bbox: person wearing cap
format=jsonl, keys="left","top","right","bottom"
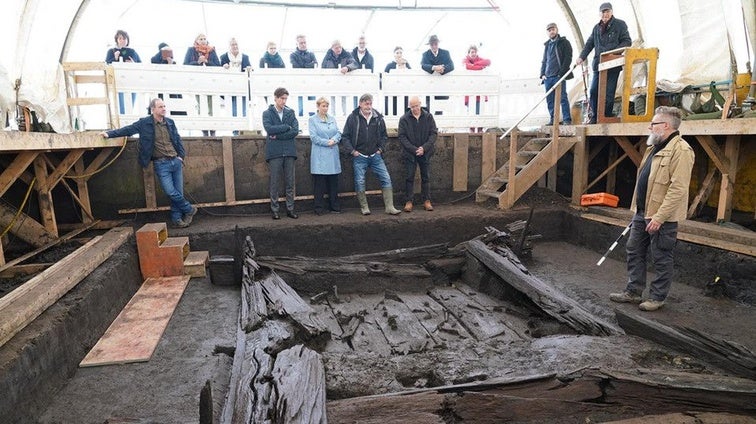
{"left": 321, "top": 40, "right": 358, "bottom": 74}
{"left": 151, "top": 42, "right": 175, "bottom": 64}
{"left": 421, "top": 35, "right": 454, "bottom": 75}
{"left": 576, "top": 2, "right": 632, "bottom": 123}
{"left": 540, "top": 22, "right": 574, "bottom": 125}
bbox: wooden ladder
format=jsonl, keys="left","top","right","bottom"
{"left": 62, "top": 62, "right": 120, "bottom": 130}
{"left": 475, "top": 127, "right": 580, "bottom": 209}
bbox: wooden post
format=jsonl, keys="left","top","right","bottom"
{"left": 143, "top": 166, "right": 157, "bottom": 209}
{"left": 716, "top": 135, "right": 740, "bottom": 222}
{"left": 548, "top": 84, "right": 561, "bottom": 191}
{"left": 571, "top": 126, "right": 588, "bottom": 206}
{"left": 222, "top": 137, "right": 236, "bottom": 203}
{"left": 453, "top": 134, "right": 469, "bottom": 192}
{"left": 74, "top": 157, "right": 93, "bottom": 224}
{"left": 505, "top": 128, "right": 518, "bottom": 208}
{"left": 606, "top": 141, "right": 618, "bottom": 193}
{"left": 33, "top": 155, "right": 58, "bottom": 237}
{"left": 481, "top": 132, "right": 496, "bottom": 182}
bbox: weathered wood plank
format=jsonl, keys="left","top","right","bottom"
{"left": 428, "top": 286, "right": 523, "bottom": 342}
{"left": 0, "top": 220, "right": 99, "bottom": 273}
{"left": 615, "top": 308, "right": 756, "bottom": 380}
{"left": 453, "top": 283, "right": 530, "bottom": 340}
{"left": 222, "top": 137, "right": 236, "bottom": 202}
{"left": 0, "top": 151, "right": 38, "bottom": 198}
{"left": 466, "top": 239, "right": 622, "bottom": 336}
{"left": 0, "top": 227, "right": 132, "bottom": 348}
{"left": 307, "top": 302, "right": 352, "bottom": 353}
{"left": 272, "top": 344, "right": 327, "bottom": 424}
{"left": 452, "top": 133, "right": 469, "bottom": 191}
{"left": 256, "top": 256, "right": 432, "bottom": 278}
{"left": 343, "top": 243, "right": 448, "bottom": 263}
{"left": 373, "top": 296, "right": 437, "bottom": 354}
{"left": 481, "top": 132, "right": 497, "bottom": 181}
{"left": 716, "top": 134, "right": 739, "bottom": 222}
{"left": 398, "top": 293, "right": 474, "bottom": 344}
{"left": 330, "top": 294, "right": 392, "bottom": 355}
{"left": 0, "top": 203, "right": 57, "bottom": 248}
{"left": 327, "top": 391, "right": 446, "bottom": 424}
{"left": 259, "top": 271, "right": 330, "bottom": 339}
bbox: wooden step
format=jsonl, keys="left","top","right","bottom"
{"left": 518, "top": 151, "right": 539, "bottom": 158}
{"left": 184, "top": 251, "right": 209, "bottom": 278}
{"left": 162, "top": 236, "right": 190, "bottom": 259}
{"left": 139, "top": 236, "right": 190, "bottom": 279}
{"left": 476, "top": 189, "right": 502, "bottom": 199}
{"left": 135, "top": 223, "right": 168, "bottom": 254}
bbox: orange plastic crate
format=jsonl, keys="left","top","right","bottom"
{"left": 580, "top": 192, "right": 619, "bottom": 208}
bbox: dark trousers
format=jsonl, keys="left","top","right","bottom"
{"left": 625, "top": 212, "right": 678, "bottom": 301}
{"left": 312, "top": 174, "right": 340, "bottom": 212}
{"left": 404, "top": 155, "right": 431, "bottom": 203}
{"left": 268, "top": 156, "right": 296, "bottom": 213}
{"left": 545, "top": 76, "right": 572, "bottom": 124}
{"left": 589, "top": 67, "right": 621, "bottom": 123}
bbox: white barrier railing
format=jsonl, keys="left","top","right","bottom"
{"left": 102, "top": 63, "right": 550, "bottom": 135}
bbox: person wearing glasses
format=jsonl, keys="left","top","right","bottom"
{"left": 398, "top": 96, "right": 437, "bottom": 213}
{"left": 575, "top": 2, "right": 631, "bottom": 123}
{"left": 610, "top": 106, "right": 695, "bottom": 311}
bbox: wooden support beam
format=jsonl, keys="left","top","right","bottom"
{"left": 84, "top": 147, "right": 118, "bottom": 176}
{"left": 0, "top": 227, "right": 132, "bottom": 348}
{"left": 716, "top": 135, "right": 740, "bottom": 222}
{"left": 222, "top": 137, "right": 236, "bottom": 202}
{"left": 606, "top": 141, "right": 618, "bottom": 193}
{"left": 57, "top": 176, "right": 96, "bottom": 222}
{"left": 142, "top": 166, "right": 157, "bottom": 209}
{"left": 0, "top": 203, "right": 57, "bottom": 248}
{"left": 74, "top": 158, "right": 93, "bottom": 223}
{"left": 505, "top": 129, "right": 518, "bottom": 208}
{"left": 614, "top": 135, "right": 643, "bottom": 166}
{"left": 452, "top": 134, "right": 469, "bottom": 191}
{"left": 571, "top": 126, "right": 588, "bottom": 206}
{"left": 0, "top": 263, "right": 52, "bottom": 279}
{"left": 695, "top": 135, "right": 730, "bottom": 175}
{"left": 687, "top": 166, "right": 718, "bottom": 219}
{"left": 43, "top": 150, "right": 85, "bottom": 188}
{"left": 0, "top": 152, "right": 38, "bottom": 198}
{"left": 32, "top": 156, "right": 58, "bottom": 237}
{"left": 481, "top": 132, "right": 496, "bottom": 182}
{"left": 585, "top": 140, "right": 643, "bottom": 193}
{"left": 588, "top": 138, "right": 608, "bottom": 163}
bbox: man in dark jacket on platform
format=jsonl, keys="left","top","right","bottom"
{"left": 101, "top": 98, "right": 197, "bottom": 228}
{"left": 541, "top": 22, "right": 574, "bottom": 125}
{"left": 420, "top": 35, "right": 454, "bottom": 75}
{"left": 321, "top": 40, "right": 358, "bottom": 74}
{"left": 351, "top": 35, "right": 374, "bottom": 72}
{"left": 262, "top": 87, "right": 300, "bottom": 220}
{"left": 576, "top": 2, "right": 632, "bottom": 123}
{"left": 398, "top": 96, "right": 437, "bottom": 213}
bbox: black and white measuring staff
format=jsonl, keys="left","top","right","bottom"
{"left": 596, "top": 223, "right": 632, "bottom": 266}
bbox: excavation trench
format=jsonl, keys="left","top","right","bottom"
{"left": 1, "top": 204, "right": 754, "bottom": 423}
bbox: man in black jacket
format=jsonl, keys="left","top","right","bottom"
{"left": 576, "top": 2, "right": 632, "bottom": 123}
{"left": 262, "top": 87, "right": 300, "bottom": 220}
{"left": 541, "top": 23, "right": 573, "bottom": 125}
{"left": 398, "top": 96, "right": 437, "bottom": 212}
{"left": 351, "top": 36, "right": 374, "bottom": 72}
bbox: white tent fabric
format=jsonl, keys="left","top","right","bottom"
{"left": 1, "top": 0, "right": 753, "bottom": 132}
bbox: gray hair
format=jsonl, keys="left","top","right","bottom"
{"left": 655, "top": 106, "right": 682, "bottom": 130}
{"left": 359, "top": 93, "right": 373, "bottom": 103}
{"left": 149, "top": 98, "right": 163, "bottom": 110}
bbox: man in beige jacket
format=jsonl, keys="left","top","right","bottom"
{"left": 610, "top": 106, "right": 695, "bottom": 311}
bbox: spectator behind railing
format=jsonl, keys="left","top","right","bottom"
{"left": 321, "top": 40, "right": 358, "bottom": 74}
{"left": 184, "top": 33, "right": 220, "bottom": 66}
{"left": 421, "top": 35, "right": 454, "bottom": 75}
{"left": 351, "top": 35, "right": 374, "bottom": 72}
{"left": 259, "top": 41, "right": 285, "bottom": 69}
{"left": 105, "top": 30, "right": 141, "bottom": 64}
{"left": 384, "top": 46, "right": 411, "bottom": 73}
{"left": 151, "top": 42, "right": 175, "bottom": 64}
{"left": 290, "top": 34, "right": 318, "bottom": 68}
{"left": 463, "top": 44, "right": 492, "bottom": 130}
{"left": 220, "top": 37, "right": 251, "bottom": 72}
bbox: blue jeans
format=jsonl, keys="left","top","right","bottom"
{"left": 625, "top": 212, "right": 678, "bottom": 301}
{"left": 152, "top": 157, "right": 193, "bottom": 223}
{"left": 352, "top": 153, "right": 393, "bottom": 192}
{"left": 545, "top": 76, "right": 571, "bottom": 124}
{"left": 268, "top": 156, "right": 296, "bottom": 212}
{"left": 589, "top": 67, "right": 621, "bottom": 123}
{"left": 404, "top": 154, "right": 431, "bottom": 202}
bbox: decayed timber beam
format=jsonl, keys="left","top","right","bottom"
{"left": 466, "top": 239, "right": 622, "bottom": 336}
{"left": 615, "top": 308, "right": 756, "bottom": 380}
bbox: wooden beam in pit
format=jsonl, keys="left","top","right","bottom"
{"left": 687, "top": 166, "right": 718, "bottom": 219}
{"left": 481, "top": 132, "right": 496, "bottom": 182}
{"left": 453, "top": 134, "right": 469, "bottom": 191}
{"left": 33, "top": 156, "right": 57, "bottom": 237}
{"left": 0, "top": 152, "right": 38, "bottom": 198}
{"left": 142, "top": 166, "right": 157, "bottom": 209}
{"left": 222, "top": 137, "right": 236, "bottom": 203}
{"left": 716, "top": 135, "right": 740, "bottom": 222}
{"left": 571, "top": 126, "right": 588, "bottom": 206}
{"left": 0, "top": 203, "right": 57, "bottom": 248}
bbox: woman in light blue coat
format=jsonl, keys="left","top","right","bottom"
{"left": 308, "top": 97, "right": 342, "bottom": 214}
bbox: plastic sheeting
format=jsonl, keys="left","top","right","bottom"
{"left": 1, "top": 0, "right": 753, "bottom": 133}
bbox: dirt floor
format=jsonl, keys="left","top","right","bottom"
{"left": 3, "top": 190, "right": 754, "bottom": 422}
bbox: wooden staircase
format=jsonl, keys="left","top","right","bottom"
{"left": 475, "top": 126, "right": 583, "bottom": 209}
{"left": 135, "top": 223, "right": 209, "bottom": 279}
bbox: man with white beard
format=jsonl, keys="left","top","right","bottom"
{"left": 609, "top": 106, "right": 695, "bottom": 311}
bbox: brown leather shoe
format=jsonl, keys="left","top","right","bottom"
{"left": 423, "top": 200, "right": 434, "bottom": 211}
{"left": 403, "top": 201, "right": 413, "bottom": 212}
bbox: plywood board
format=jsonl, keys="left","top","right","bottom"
{"left": 79, "top": 275, "right": 191, "bottom": 367}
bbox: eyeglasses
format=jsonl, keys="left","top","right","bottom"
{"left": 649, "top": 121, "right": 667, "bottom": 126}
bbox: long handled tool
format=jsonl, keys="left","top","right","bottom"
{"left": 580, "top": 63, "right": 594, "bottom": 124}
{"left": 596, "top": 223, "right": 632, "bottom": 266}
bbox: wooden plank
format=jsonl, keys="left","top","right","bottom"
{"left": 571, "top": 126, "right": 588, "bottom": 206}
{"left": 583, "top": 119, "right": 754, "bottom": 136}
{"left": 80, "top": 275, "right": 191, "bottom": 366}
{"left": 327, "top": 391, "right": 446, "bottom": 424}
{"left": 259, "top": 271, "right": 330, "bottom": 338}
{"left": 687, "top": 166, "right": 718, "bottom": 219}
{"left": 44, "top": 149, "right": 85, "bottom": 189}
{"left": 606, "top": 141, "right": 618, "bottom": 193}
{"left": 330, "top": 294, "right": 392, "bottom": 355}
{"left": 716, "top": 135, "right": 740, "bottom": 222}
{"left": 0, "top": 227, "right": 132, "bottom": 348}
{"left": 32, "top": 155, "right": 58, "bottom": 237}
{"left": 0, "top": 131, "right": 124, "bottom": 152}
{"left": 466, "top": 239, "right": 622, "bottom": 336}
{"left": 271, "top": 345, "right": 328, "bottom": 424}
{"left": 222, "top": 137, "right": 236, "bottom": 202}
{"left": 73, "top": 158, "right": 93, "bottom": 223}
{"left": 0, "top": 152, "right": 38, "bottom": 197}
{"left": 428, "top": 286, "right": 523, "bottom": 342}
{"left": 504, "top": 128, "right": 519, "bottom": 208}
{"left": 452, "top": 133, "right": 469, "bottom": 191}
{"left": 0, "top": 263, "right": 52, "bottom": 279}
{"left": 453, "top": 283, "right": 530, "bottom": 339}
{"left": 74, "top": 75, "right": 106, "bottom": 84}
{"left": 695, "top": 135, "right": 729, "bottom": 175}
{"left": 481, "top": 132, "right": 496, "bottom": 181}
{"left": 0, "top": 240, "right": 4, "bottom": 266}
{"left": 66, "top": 97, "right": 110, "bottom": 106}
{"left": 307, "top": 302, "right": 352, "bottom": 354}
